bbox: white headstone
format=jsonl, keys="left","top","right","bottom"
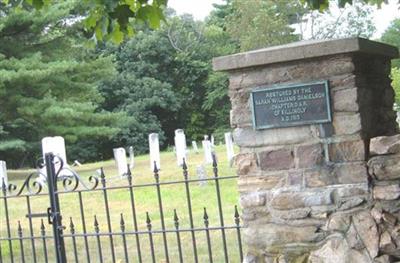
{"left": 149, "top": 133, "right": 161, "bottom": 170}
{"left": 192, "top": 141, "right": 199, "bottom": 154}
{"left": 225, "top": 132, "right": 235, "bottom": 165}
{"left": 196, "top": 164, "right": 207, "bottom": 186}
{"left": 41, "top": 136, "right": 71, "bottom": 177}
{"left": 174, "top": 129, "right": 187, "bottom": 166}
{"left": 0, "top": 161, "right": 8, "bottom": 188}
{"left": 72, "top": 160, "right": 82, "bottom": 167}
{"left": 42, "top": 136, "right": 68, "bottom": 165}
{"left": 202, "top": 139, "right": 213, "bottom": 164}
{"left": 129, "top": 146, "right": 135, "bottom": 169}
{"left": 113, "top": 147, "right": 128, "bottom": 177}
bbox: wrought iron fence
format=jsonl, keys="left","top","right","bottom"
{"left": 0, "top": 153, "right": 243, "bottom": 263}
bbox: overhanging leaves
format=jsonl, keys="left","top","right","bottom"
{"left": 0, "top": 0, "right": 169, "bottom": 43}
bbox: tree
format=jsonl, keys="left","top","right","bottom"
{"left": 206, "top": 0, "right": 234, "bottom": 30}
{"left": 226, "top": 0, "right": 305, "bottom": 51}
{"left": 381, "top": 18, "right": 400, "bottom": 114}
{"left": 98, "top": 13, "right": 237, "bottom": 149}
{"left": 98, "top": 34, "right": 180, "bottom": 153}
{"left": 0, "top": 2, "right": 124, "bottom": 167}
{"left": 392, "top": 68, "right": 400, "bottom": 109}
{"left": 301, "top": 1, "right": 376, "bottom": 40}
{"left": 381, "top": 18, "right": 400, "bottom": 68}
{"left": 301, "top": 0, "right": 394, "bottom": 11}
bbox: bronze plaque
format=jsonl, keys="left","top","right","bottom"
{"left": 250, "top": 81, "right": 331, "bottom": 129}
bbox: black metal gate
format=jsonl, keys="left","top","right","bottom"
{"left": 0, "top": 153, "right": 243, "bottom": 263}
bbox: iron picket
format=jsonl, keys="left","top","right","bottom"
{"left": 25, "top": 196, "right": 38, "bottom": 263}
{"left": 182, "top": 158, "right": 199, "bottom": 263}
{"left": 17, "top": 221, "right": 25, "bottom": 263}
{"left": 173, "top": 209, "right": 184, "bottom": 263}
{"left": 93, "top": 216, "right": 103, "bottom": 263}
{"left": 40, "top": 219, "right": 49, "bottom": 263}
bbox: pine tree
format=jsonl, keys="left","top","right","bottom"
{"left": 0, "top": 1, "right": 124, "bottom": 168}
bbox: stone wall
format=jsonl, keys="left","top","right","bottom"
{"left": 213, "top": 38, "right": 400, "bottom": 262}
{"left": 367, "top": 135, "right": 400, "bottom": 262}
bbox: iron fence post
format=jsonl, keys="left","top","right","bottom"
{"left": 45, "top": 153, "right": 67, "bottom": 263}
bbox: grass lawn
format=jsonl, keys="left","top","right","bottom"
{"left": 0, "top": 145, "right": 242, "bottom": 262}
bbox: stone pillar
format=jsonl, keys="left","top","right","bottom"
{"left": 213, "top": 38, "right": 399, "bottom": 262}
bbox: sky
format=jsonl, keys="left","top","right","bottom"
{"left": 168, "top": 0, "right": 399, "bottom": 38}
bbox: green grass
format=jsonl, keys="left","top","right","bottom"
{"left": 0, "top": 145, "right": 242, "bottom": 262}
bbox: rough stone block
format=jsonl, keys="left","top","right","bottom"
{"left": 306, "top": 163, "right": 368, "bottom": 186}
{"left": 375, "top": 255, "right": 390, "bottom": 263}
{"left": 286, "top": 171, "right": 303, "bottom": 186}
{"left": 295, "top": 144, "right": 323, "bottom": 168}
{"left": 270, "top": 208, "right": 311, "bottom": 220}
{"left": 335, "top": 162, "right": 368, "bottom": 184}
{"left": 346, "top": 223, "right": 364, "bottom": 250}
{"left": 370, "top": 207, "right": 383, "bottom": 223}
{"left": 329, "top": 74, "right": 356, "bottom": 90}
{"left": 382, "top": 212, "right": 397, "bottom": 226}
{"left": 240, "top": 193, "right": 266, "bottom": 208}
{"left": 244, "top": 223, "right": 323, "bottom": 248}
{"left": 259, "top": 149, "right": 294, "bottom": 171}
{"left": 326, "top": 214, "right": 351, "bottom": 232}
{"left": 373, "top": 184, "right": 400, "bottom": 200}
{"left": 238, "top": 173, "right": 286, "bottom": 192}
{"left": 338, "top": 197, "right": 365, "bottom": 211}
{"left": 309, "top": 237, "right": 370, "bottom": 263}
{"left": 328, "top": 140, "right": 366, "bottom": 162}
{"left": 230, "top": 91, "right": 252, "bottom": 127}
{"left": 270, "top": 191, "right": 333, "bottom": 210}
{"left": 370, "top": 134, "right": 400, "bottom": 156}
{"left": 332, "top": 113, "right": 362, "bottom": 135}
{"left": 368, "top": 154, "right": 400, "bottom": 181}
{"left": 230, "top": 109, "right": 252, "bottom": 127}
{"left": 332, "top": 88, "right": 359, "bottom": 112}
{"left": 234, "top": 153, "right": 258, "bottom": 176}
{"left": 379, "top": 231, "right": 396, "bottom": 252}
{"left": 352, "top": 211, "right": 379, "bottom": 258}
{"left": 304, "top": 168, "right": 335, "bottom": 188}
{"left": 334, "top": 185, "right": 369, "bottom": 198}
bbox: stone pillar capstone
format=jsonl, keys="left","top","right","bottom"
{"left": 213, "top": 38, "right": 399, "bottom": 262}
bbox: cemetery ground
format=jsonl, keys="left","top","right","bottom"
{"left": 1, "top": 145, "right": 241, "bottom": 262}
